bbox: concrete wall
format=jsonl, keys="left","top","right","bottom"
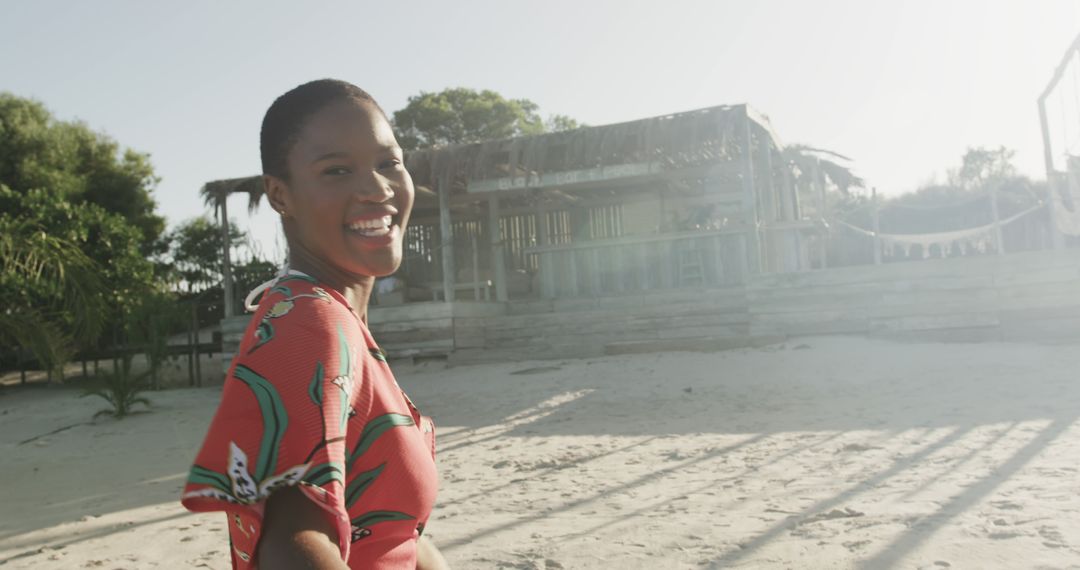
{"left": 218, "top": 249, "right": 1080, "bottom": 370}
{"left": 450, "top": 248, "right": 1080, "bottom": 364}
{"left": 748, "top": 248, "right": 1080, "bottom": 344}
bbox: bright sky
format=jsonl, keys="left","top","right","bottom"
{"left": 3, "top": 1, "right": 1078, "bottom": 261}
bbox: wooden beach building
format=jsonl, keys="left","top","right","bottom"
{"left": 204, "top": 97, "right": 1080, "bottom": 372}
{"left": 400, "top": 103, "right": 807, "bottom": 305}
{"left": 205, "top": 104, "right": 817, "bottom": 367}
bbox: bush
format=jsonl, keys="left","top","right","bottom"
{"left": 81, "top": 356, "right": 152, "bottom": 419}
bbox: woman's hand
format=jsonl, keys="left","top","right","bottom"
{"left": 258, "top": 486, "right": 350, "bottom": 570}
{"left": 416, "top": 535, "right": 451, "bottom": 570}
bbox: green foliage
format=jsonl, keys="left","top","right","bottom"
{"left": 392, "top": 88, "right": 577, "bottom": 151}
{"left": 0, "top": 185, "right": 156, "bottom": 374}
{"left": 0, "top": 94, "right": 180, "bottom": 380}
{"left": 167, "top": 215, "right": 246, "bottom": 293}
{"left": 81, "top": 356, "right": 152, "bottom": 419}
{"left": 952, "top": 146, "right": 1017, "bottom": 190}
{"left": 234, "top": 258, "right": 279, "bottom": 295}
{"left": 545, "top": 114, "right": 582, "bottom": 133}
{"left": 0, "top": 187, "right": 111, "bottom": 378}
{"left": 878, "top": 146, "right": 1042, "bottom": 233}
{"left": 0, "top": 93, "right": 164, "bottom": 253}
{"left": 123, "top": 288, "right": 188, "bottom": 386}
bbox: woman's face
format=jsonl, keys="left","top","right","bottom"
{"left": 272, "top": 98, "right": 414, "bottom": 278}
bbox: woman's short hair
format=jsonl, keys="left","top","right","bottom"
{"left": 260, "top": 79, "right": 384, "bottom": 180}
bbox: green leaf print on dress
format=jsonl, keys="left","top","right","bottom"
{"left": 348, "top": 413, "right": 415, "bottom": 465}
{"left": 330, "top": 324, "right": 355, "bottom": 433}
{"left": 342, "top": 414, "right": 418, "bottom": 542}
{"left": 182, "top": 365, "right": 312, "bottom": 505}
{"left": 350, "top": 510, "right": 416, "bottom": 542}
{"left": 249, "top": 286, "right": 333, "bottom": 354}
{"left": 345, "top": 463, "right": 385, "bottom": 508}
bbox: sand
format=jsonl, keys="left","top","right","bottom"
{"left": 2, "top": 336, "right": 1080, "bottom": 569}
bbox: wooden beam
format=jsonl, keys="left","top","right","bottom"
{"left": 438, "top": 174, "right": 455, "bottom": 303}
{"left": 488, "top": 194, "right": 509, "bottom": 302}
{"left": 990, "top": 182, "right": 1005, "bottom": 255}
{"left": 813, "top": 159, "right": 828, "bottom": 269}
{"left": 220, "top": 196, "right": 235, "bottom": 317}
{"left": 872, "top": 188, "right": 882, "bottom": 265}
{"left": 537, "top": 212, "right": 555, "bottom": 298}
{"left": 758, "top": 133, "right": 780, "bottom": 272}
{"left": 1038, "top": 96, "right": 1066, "bottom": 250}
{"left": 740, "top": 106, "right": 762, "bottom": 274}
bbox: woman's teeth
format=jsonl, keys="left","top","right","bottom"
{"left": 347, "top": 216, "right": 393, "bottom": 237}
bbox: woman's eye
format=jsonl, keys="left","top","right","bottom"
{"left": 323, "top": 166, "right": 351, "bottom": 176}
{"left": 378, "top": 159, "right": 403, "bottom": 171}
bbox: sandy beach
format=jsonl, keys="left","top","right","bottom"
{"left": 2, "top": 336, "right": 1080, "bottom": 569}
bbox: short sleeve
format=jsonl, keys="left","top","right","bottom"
{"left": 181, "top": 285, "right": 357, "bottom": 565}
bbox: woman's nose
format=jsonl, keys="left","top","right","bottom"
{"left": 356, "top": 172, "right": 395, "bottom": 202}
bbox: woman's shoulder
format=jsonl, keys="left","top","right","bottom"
{"left": 243, "top": 276, "right": 357, "bottom": 355}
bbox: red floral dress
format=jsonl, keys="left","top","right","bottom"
{"left": 181, "top": 275, "right": 438, "bottom": 569}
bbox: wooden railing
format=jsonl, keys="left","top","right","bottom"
{"left": 525, "top": 228, "right": 752, "bottom": 298}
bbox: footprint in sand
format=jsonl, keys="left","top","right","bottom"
{"left": 1038, "top": 525, "right": 1068, "bottom": 548}
{"left": 841, "top": 539, "right": 871, "bottom": 552}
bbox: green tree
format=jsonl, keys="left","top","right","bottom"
{"left": 784, "top": 144, "right": 866, "bottom": 196}
{"left": 950, "top": 146, "right": 1018, "bottom": 190}
{"left": 167, "top": 216, "right": 246, "bottom": 294}
{"left": 0, "top": 93, "right": 165, "bottom": 253}
{"left": 881, "top": 147, "right": 1043, "bottom": 234}
{"left": 0, "top": 186, "right": 158, "bottom": 374}
{"left": 392, "top": 88, "right": 578, "bottom": 151}
{"left": 0, "top": 186, "right": 111, "bottom": 379}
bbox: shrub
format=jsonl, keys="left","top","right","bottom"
{"left": 81, "top": 356, "right": 152, "bottom": 419}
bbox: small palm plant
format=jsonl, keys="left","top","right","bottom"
{"left": 81, "top": 356, "right": 153, "bottom": 419}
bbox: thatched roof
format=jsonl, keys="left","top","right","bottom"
{"left": 405, "top": 104, "right": 780, "bottom": 193}
{"left": 200, "top": 176, "right": 265, "bottom": 214}
{"left": 197, "top": 104, "right": 781, "bottom": 212}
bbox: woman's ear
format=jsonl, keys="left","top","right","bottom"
{"left": 264, "top": 175, "right": 291, "bottom": 218}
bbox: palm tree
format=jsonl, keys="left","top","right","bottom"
{"left": 784, "top": 144, "right": 865, "bottom": 199}
{"left": 198, "top": 176, "right": 265, "bottom": 318}
{"left": 0, "top": 217, "right": 107, "bottom": 381}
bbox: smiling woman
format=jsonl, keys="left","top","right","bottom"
{"left": 181, "top": 80, "right": 449, "bottom": 570}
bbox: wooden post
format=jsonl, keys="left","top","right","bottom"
{"left": 194, "top": 306, "right": 202, "bottom": 388}
{"left": 737, "top": 233, "right": 749, "bottom": 283}
{"left": 635, "top": 245, "right": 647, "bottom": 291}
{"left": 871, "top": 188, "right": 882, "bottom": 265}
{"left": 1038, "top": 96, "right": 1066, "bottom": 250}
{"left": 740, "top": 105, "right": 762, "bottom": 274}
{"left": 990, "top": 181, "right": 1005, "bottom": 255}
{"left": 781, "top": 153, "right": 805, "bottom": 271}
{"left": 470, "top": 233, "right": 481, "bottom": 301}
{"left": 17, "top": 350, "right": 26, "bottom": 385}
{"left": 570, "top": 249, "right": 580, "bottom": 296}
{"left": 713, "top": 235, "right": 725, "bottom": 286}
{"left": 813, "top": 159, "right": 829, "bottom": 269}
{"left": 219, "top": 195, "right": 235, "bottom": 318}
{"left": 438, "top": 174, "right": 455, "bottom": 303}
{"left": 758, "top": 135, "right": 779, "bottom": 273}
{"left": 188, "top": 303, "right": 196, "bottom": 387}
{"left": 589, "top": 247, "right": 601, "bottom": 297}
{"left": 488, "top": 195, "right": 508, "bottom": 302}
{"left": 149, "top": 315, "right": 159, "bottom": 389}
{"left": 537, "top": 211, "right": 555, "bottom": 299}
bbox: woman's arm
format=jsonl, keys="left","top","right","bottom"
{"left": 258, "top": 486, "right": 350, "bottom": 570}
{"left": 416, "top": 535, "right": 451, "bottom": 570}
